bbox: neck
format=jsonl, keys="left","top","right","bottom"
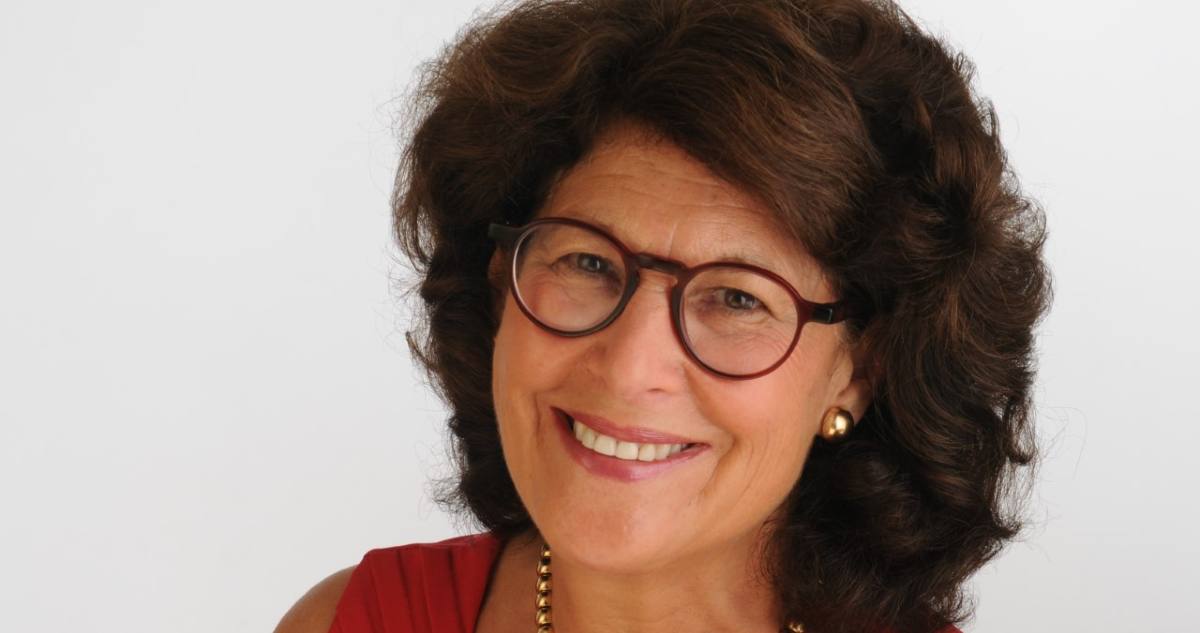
{"left": 532, "top": 527, "right": 782, "bottom": 633}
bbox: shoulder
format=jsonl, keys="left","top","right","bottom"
{"left": 272, "top": 534, "right": 503, "bottom": 633}
{"left": 368, "top": 532, "right": 503, "bottom": 574}
{"left": 272, "top": 565, "right": 357, "bottom": 633}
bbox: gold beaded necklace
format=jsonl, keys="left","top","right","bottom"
{"left": 535, "top": 543, "right": 805, "bottom": 633}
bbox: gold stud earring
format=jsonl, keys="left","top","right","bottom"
{"left": 820, "top": 408, "right": 855, "bottom": 442}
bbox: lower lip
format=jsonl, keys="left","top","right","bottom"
{"left": 552, "top": 408, "right": 707, "bottom": 482}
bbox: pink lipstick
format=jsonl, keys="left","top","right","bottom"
{"left": 552, "top": 407, "right": 707, "bottom": 482}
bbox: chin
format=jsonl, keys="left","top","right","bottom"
{"left": 541, "top": 509, "right": 693, "bottom": 573}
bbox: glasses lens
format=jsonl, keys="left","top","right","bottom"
{"left": 512, "top": 222, "right": 628, "bottom": 332}
{"left": 680, "top": 266, "right": 800, "bottom": 376}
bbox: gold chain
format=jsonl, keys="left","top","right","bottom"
{"left": 535, "top": 543, "right": 804, "bottom": 633}
{"left": 535, "top": 543, "right": 553, "bottom": 633}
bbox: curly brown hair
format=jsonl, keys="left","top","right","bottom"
{"left": 393, "top": 1, "right": 1052, "bottom": 632}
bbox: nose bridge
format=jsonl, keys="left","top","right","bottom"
{"left": 620, "top": 256, "right": 679, "bottom": 328}
{"left": 633, "top": 252, "right": 686, "bottom": 279}
{"left": 616, "top": 250, "right": 690, "bottom": 343}
{"left": 581, "top": 252, "right": 689, "bottom": 396}
{"left": 621, "top": 252, "right": 685, "bottom": 322}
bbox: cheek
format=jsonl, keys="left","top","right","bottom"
{"left": 698, "top": 347, "right": 834, "bottom": 485}
{"left": 493, "top": 295, "right": 569, "bottom": 396}
{"left": 491, "top": 296, "right": 577, "bottom": 463}
{"left": 492, "top": 297, "right": 541, "bottom": 493}
{"left": 723, "top": 381, "right": 812, "bottom": 465}
{"left": 708, "top": 361, "right": 827, "bottom": 436}
{"left": 494, "top": 297, "right": 540, "bottom": 425}
{"left": 765, "top": 330, "right": 845, "bottom": 430}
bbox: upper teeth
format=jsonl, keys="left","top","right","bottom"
{"left": 572, "top": 418, "right": 687, "bottom": 462}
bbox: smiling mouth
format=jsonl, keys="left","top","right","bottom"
{"left": 560, "top": 411, "right": 699, "bottom": 463}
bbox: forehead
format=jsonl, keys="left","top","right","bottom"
{"left": 536, "top": 125, "right": 832, "bottom": 299}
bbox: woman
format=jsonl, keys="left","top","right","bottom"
{"left": 276, "top": 0, "right": 1050, "bottom": 632}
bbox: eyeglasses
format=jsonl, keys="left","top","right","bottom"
{"left": 487, "top": 217, "right": 851, "bottom": 379}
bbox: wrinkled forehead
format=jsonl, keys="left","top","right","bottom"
{"left": 532, "top": 127, "right": 835, "bottom": 301}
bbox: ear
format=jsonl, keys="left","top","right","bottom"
{"left": 826, "top": 341, "right": 874, "bottom": 425}
{"left": 488, "top": 247, "right": 511, "bottom": 319}
{"left": 488, "top": 247, "right": 506, "bottom": 286}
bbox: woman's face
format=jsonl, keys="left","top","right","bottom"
{"left": 491, "top": 124, "right": 867, "bottom": 574}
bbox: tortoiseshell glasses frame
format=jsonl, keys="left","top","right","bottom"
{"left": 487, "top": 217, "right": 851, "bottom": 380}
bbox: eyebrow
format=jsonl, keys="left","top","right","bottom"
{"left": 573, "top": 213, "right": 784, "bottom": 272}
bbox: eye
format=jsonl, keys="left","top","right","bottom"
{"left": 573, "top": 252, "right": 609, "bottom": 274}
{"left": 721, "top": 288, "right": 762, "bottom": 312}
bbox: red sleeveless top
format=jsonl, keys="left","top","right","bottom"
{"left": 328, "top": 532, "right": 964, "bottom": 633}
{"left": 329, "top": 533, "right": 502, "bottom": 633}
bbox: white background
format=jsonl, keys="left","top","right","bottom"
{"left": 1, "top": 1, "right": 1197, "bottom": 631}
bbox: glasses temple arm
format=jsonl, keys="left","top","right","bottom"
{"left": 811, "top": 302, "right": 856, "bottom": 324}
{"left": 487, "top": 223, "right": 524, "bottom": 248}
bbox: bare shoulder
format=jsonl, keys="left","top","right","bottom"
{"left": 272, "top": 565, "right": 357, "bottom": 633}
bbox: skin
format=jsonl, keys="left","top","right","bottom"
{"left": 272, "top": 566, "right": 354, "bottom": 633}
{"left": 478, "top": 121, "right": 871, "bottom": 633}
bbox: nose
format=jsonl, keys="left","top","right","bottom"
{"left": 580, "top": 271, "right": 690, "bottom": 402}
